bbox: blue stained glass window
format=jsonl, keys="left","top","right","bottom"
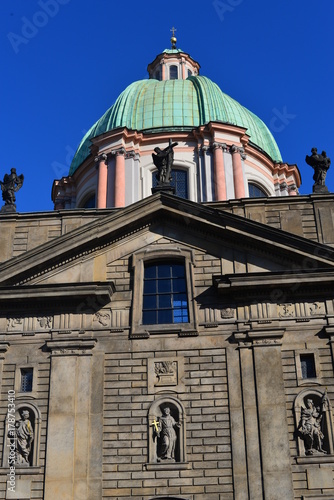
{"left": 143, "top": 261, "right": 189, "bottom": 325}
{"left": 152, "top": 169, "right": 188, "bottom": 199}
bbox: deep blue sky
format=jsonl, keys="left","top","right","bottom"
{"left": 1, "top": 0, "right": 334, "bottom": 212}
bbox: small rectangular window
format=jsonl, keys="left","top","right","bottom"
{"left": 20, "top": 368, "right": 33, "bottom": 392}
{"left": 300, "top": 354, "right": 316, "bottom": 379}
{"left": 169, "top": 65, "right": 178, "bottom": 80}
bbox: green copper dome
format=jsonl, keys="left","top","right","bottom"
{"left": 69, "top": 75, "right": 282, "bottom": 175}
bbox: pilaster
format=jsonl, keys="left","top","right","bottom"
{"left": 212, "top": 142, "right": 227, "bottom": 201}
{"left": 112, "top": 148, "right": 126, "bottom": 208}
{"left": 95, "top": 154, "right": 108, "bottom": 209}
{"left": 249, "top": 328, "right": 294, "bottom": 499}
{"left": 231, "top": 145, "right": 246, "bottom": 198}
{"left": 236, "top": 336, "right": 263, "bottom": 499}
{"left": 44, "top": 338, "right": 98, "bottom": 500}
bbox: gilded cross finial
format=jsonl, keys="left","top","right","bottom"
{"left": 170, "top": 27, "right": 177, "bottom": 49}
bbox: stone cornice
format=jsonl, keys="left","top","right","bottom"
{"left": 213, "top": 270, "right": 334, "bottom": 298}
{"left": 46, "top": 338, "right": 96, "bottom": 356}
{"left": 0, "top": 282, "right": 114, "bottom": 310}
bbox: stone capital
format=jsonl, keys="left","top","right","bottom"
{"left": 94, "top": 153, "right": 108, "bottom": 164}
{"left": 212, "top": 142, "right": 227, "bottom": 151}
{"left": 0, "top": 342, "right": 10, "bottom": 359}
{"left": 230, "top": 145, "right": 245, "bottom": 156}
{"left": 46, "top": 338, "right": 96, "bottom": 356}
{"left": 234, "top": 328, "right": 285, "bottom": 347}
{"left": 111, "top": 147, "right": 126, "bottom": 156}
{"left": 249, "top": 327, "right": 285, "bottom": 347}
{"left": 324, "top": 326, "right": 334, "bottom": 341}
{"left": 125, "top": 150, "right": 136, "bottom": 159}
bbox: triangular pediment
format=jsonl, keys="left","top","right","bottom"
{"left": 1, "top": 193, "right": 334, "bottom": 289}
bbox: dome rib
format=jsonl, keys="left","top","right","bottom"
{"left": 69, "top": 75, "right": 282, "bottom": 175}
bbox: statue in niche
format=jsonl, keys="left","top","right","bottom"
{"left": 305, "top": 147, "right": 331, "bottom": 193}
{"left": 14, "top": 409, "right": 34, "bottom": 465}
{"left": 152, "top": 139, "right": 178, "bottom": 186}
{"left": 0, "top": 168, "right": 24, "bottom": 212}
{"left": 154, "top": 406, "right": 181, "bottom": 462}
{"left": 298, "top": 392, "right": 329, "bottom": 455}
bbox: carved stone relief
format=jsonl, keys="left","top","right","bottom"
{"left": 221, "top": 307, "right": 235, "bottom": 319}
{"left": 7, "top": 318, "right": 24, "bottom": 331}
{"left": 278, "top": 303, "right": 294, "bottom": 318}
{"left": 36, "top": 316, "right": 52, "bottom": 329}
{"left": 154, "top": 361, "right": 177, "bottom": 387}
{"left": 93, "top": 311, "right": 111, "bottom": 328}
{"left": 148, "top": 357, "right": 184, "bottom": 394}
{"left": 308, "top": 302, "right": 326, "bottom": 316}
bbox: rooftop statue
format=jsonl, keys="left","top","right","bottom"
{"left": 152, "top": 139, "right": 178, "bottom": 193}
{"left": 0, "top": 168, "right": 24, "bottom": 213}
{"left": 305, "top": 148, "right": 331, "bottom": 193}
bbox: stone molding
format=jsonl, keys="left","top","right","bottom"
{"left": 0, "top": 283, "right": 114, "bottom": 312}
{"left": 46, "top": 338, "right": 96, "bottom": 356}
{"left": 234, "top": 328, "right": 285, "bottom": 347}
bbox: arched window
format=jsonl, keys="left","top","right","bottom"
{"left": 152, "top": 169, "right": 188, "bottom": 199}
{"left": 169, "top": 65, "right": 178, "bottom": 80}
{"left": 80, "top": 194, "right": 95, "bottom": 208}
{"left": 187, "top": 69, "right": 192, "bottom": 78}
{"left": 248, "top": 182, "right": 267, "bottom": 198}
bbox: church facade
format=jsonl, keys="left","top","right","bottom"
{"left": 1, "top": 40, "right": 334, "bottom": 500}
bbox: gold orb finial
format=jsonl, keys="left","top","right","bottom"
{"left": 170, "top": 26, "right": 177, "bottom": 49}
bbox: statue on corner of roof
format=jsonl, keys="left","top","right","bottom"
{"left": 0, "top": 168, "right": 24, "bottom": 213}
{"left": 305, "top": 148, "right": 331, "bottom": 193}
{"left": 151, "top": 139, "right": 178, "bottom": 194}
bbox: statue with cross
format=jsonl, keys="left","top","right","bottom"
{"left": 151, "top": 406, "right": 181, "bottom": 462}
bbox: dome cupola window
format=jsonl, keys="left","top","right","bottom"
{"left": 169, "top": 65, "right": 178, "bottom": 80}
